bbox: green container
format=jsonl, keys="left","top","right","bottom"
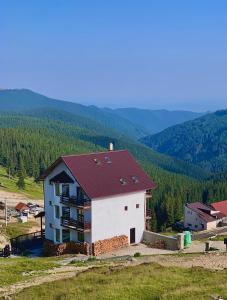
{"left": 184, "top": 231, "right": 192, "bottom": 247}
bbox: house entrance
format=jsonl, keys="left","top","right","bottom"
{"left": 130, "top": 228, "right": 136, "bottom": 244}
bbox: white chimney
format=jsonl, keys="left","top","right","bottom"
{"left": 109, "top": 142, "right": 114, "bottom": 151}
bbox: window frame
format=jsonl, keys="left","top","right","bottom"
{"left": 55, "top": 228, "right": 60, "bottom": 243}
{"left": 55, "top": 183, "right": 60, "bottom": 197}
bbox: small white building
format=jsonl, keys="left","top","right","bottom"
{"left": 40, "top": 149, "right": 156, "bottom": 254}
{"left": 184, "top": 202, "right": 225, "bottom": 231}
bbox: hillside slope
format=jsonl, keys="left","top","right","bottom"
{"left": 108, "top": 107, "right": 203, "bottom": 134}
{"left": 141, "top": 109, "right": 227, "bottom": 173}
{"left": 0, "top": 89, "right": 147, "bottom": 139}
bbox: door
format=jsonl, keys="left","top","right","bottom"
{"left": 130, "top": 228, "right": 136, "bottom": 244}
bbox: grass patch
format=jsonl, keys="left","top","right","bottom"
{"left": 0, "top": 166, "right": 43, "bottom": 199}
{"left": 0, "top": 221, "right": 39, "bottom": 239}
{"left": 0, "top": 257, "right": 57, "bottom": 287}
{"left": 210, "top": 234, "right": 227, "bottom": 241}
{"left": 12, "top": 262, "right": 227, "bottom": 299}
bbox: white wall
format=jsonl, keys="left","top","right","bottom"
{"left": 184, "top": 206, "right": 217, "bottom": 231}
{"left": 91, "top": 191, "right": 146, "bottom": 244}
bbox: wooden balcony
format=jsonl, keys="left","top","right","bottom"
{"left": 61, "top": 217, "right": 91, "bottom": 232}
{"left": 146, "top": 208, "right": 152, "bottom": 219}
{"left": 60, "top": 195, "right": 91, "bottom": 209}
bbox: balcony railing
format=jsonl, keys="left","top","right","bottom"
{"left": 60, "top": 195, "right": 91, "bottom": 208}
{"left": 61, "top": 217, "right": 91, "bottom": 231}
{"left": 146, "top": 208, "right": 152, "bottom": 219}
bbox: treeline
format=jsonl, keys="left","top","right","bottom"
{"left": 0, "top": 113, "right": 226, "bottom": 231}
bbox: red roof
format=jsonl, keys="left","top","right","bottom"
{"left": 186, "top": 202, "right": 225, "bottom": 223}
{"left": 15, "top": 202, "right": 29, "bottom": 212}
{"left": 211, "top": 200, "right": 227, "bottom": 216}
{"left": 42, "top": 150, "right": 156, "bottom": 199}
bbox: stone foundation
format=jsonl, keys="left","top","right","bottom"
{"left": 44, "top": 239, "right": 90, "bottom": 256}
{"left": 92, "top": 235, "right": 128, "bottom": 256}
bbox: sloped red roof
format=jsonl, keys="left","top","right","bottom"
{"left": 41, "top": 150, "right": 156, "bottom": 199}
{"left": 186, "top": 202, "right": 225, "bottom": 223}
{"left": 211, "top": 200, "right": 227, "bottom": 216}
{"left": 15, "top": 202, "right": 29, "bottom": 211}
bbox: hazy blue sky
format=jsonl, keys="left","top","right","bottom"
{"left": 0, "top": 0, "right": 227, "bottom": 111}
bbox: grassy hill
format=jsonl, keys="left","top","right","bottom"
{"left": 141, "top": 109, "right": 227, "bottom": 173}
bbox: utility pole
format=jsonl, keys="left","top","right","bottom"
{"left": 4, "top": 199, "right": 7, "bottom": 227}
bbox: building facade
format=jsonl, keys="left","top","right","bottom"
{"left": 41, "top": 149, "right": 155, "bottom": 253}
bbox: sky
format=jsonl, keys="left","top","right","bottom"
{"left": 0, "top": 0, "right": 227, "bottom": 111}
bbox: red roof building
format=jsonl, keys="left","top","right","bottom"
{"left": 15, "top": 202, "right": 29, "bottom": 212}
{"left": 211, "top": 200, "right": 227, "bottom": 216}
{"left": 41, "top": 150, "right": 156, "bottom": 199}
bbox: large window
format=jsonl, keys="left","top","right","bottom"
{"left": 55, "top": 228, "right": 60, "bottom": 242}
{"left": 62, "top": 184, "right": 70, "bottom": 197}
{"left": 55, "top": 183, "right": 60, "bottom": 196}
{"left": 78, "top": 232, "right": 84, "bottom": 242}
{"left": 55, "top": 205, "right": 60, "bottom": 219}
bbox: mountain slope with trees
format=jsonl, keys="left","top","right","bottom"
{"left": 141, "top": 109, "right": 227, "bottom": 173}
{"left": 108, "top": 107, "right": 203, "bottom": 134}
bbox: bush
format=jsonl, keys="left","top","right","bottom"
{"left": 134, "top": 252, "right": 141, "bottom": 257}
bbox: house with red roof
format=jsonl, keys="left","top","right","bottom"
{"left": 211, "top": 200, "right": 227, "bottom": 217}
{"left": 184, "top": 202, "right": 226, "bottom": 231}
{"left": 40, "top": 146, "right": 156, "bottom": 255}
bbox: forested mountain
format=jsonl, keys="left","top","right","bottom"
{"left": 0, "top": 89, "right": 226, "bottom": 231}
{"left": 0, "top": 89, "right": 148, "bottom": 139}
{"left": 107, "top": 107, "right": 203, "bottom": 134}
{"left": 0, "top": 89, "right": 203, "bottom": 139}
{"left": 141, "top": 109, "right": 227, "bottom": 173}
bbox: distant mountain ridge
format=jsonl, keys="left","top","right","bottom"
{"left": 0, "top": 89, "right": 203, "bottom": 139}
{"left": 107, "top": 107, "right": 204, "bottom": 134}
{"left": 141, "top": 109, "right": 227, "bottom": 173}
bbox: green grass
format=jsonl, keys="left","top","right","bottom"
{"left": 12, "top": 263, "right": 227, "bottom": 300}
{"left": 0, "top": 221, "right": 39, "bottom": 240}
{"left": 0, "top": 166, "right": 43, "bottom": 199}
{"left": 210, "top": 234, "right": 227, "bottom": 241}
{"left": 0, "top": 257, "right": 57, "bottom": 287}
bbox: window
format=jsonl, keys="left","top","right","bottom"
{"left": 55, "top": 183, "right": 60, "bottom": 196}
{"left": 49, "top": 201, "right": 52, "bottom": 206}
{"left": 55, "top": 205, "right": 60, "bottom": 219}
{"left": 55, "top": 229, "right": 60, "bottom": 242}
{"left": 187, "top": 223, "right": 192, "bottom": 227}
{"left": 124, "top": 206, "right": 128, "bottom": 211}
{"left": 78, "top": 232, "right": 84, "bottom": 242}
{"left": 195, "top": 225, "right": 198, "bottom": 228}
{"left": 136, "top": 204, "right": 139, "bottom": 209}
{"left": 62, "top": 229, "right": 70, "bottom": 242}
{"left": 62, "top": 184, "right": 70, "bottom": 197}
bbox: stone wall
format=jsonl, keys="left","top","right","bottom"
{"left": 44, "top": 239, "right": 90, "bottom": 256}
{"left": 143, "top": 231, "right": 184, "bottom": 251}
{"left": 92, "top": 235, "right": 128, "bottom": 256}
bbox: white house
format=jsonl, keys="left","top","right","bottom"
{"left": 184, "top": 202, "right": 225, "bottom": 231}
{"left": 40, "top": 148, "right": 156, "bottom": 255}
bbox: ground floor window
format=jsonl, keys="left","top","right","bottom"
{"left": 62, "top": 229, "right": 70, "bottom": 242}
{"left": 55, "top": 228, "right": 60, "bottom": 242}
{"left": 78, "top": 232, "right": 84, "bottom": 242}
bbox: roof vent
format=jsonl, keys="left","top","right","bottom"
{"left": 104, "top": 156, "right": 112, "bottom": 164}
{"left": 94, "top": 158, "right": 101, "bottom": 165}
{"left": 120, "top": 178, "right": 127, "bottom": 185}
{"left": 132, "top": 176, "right": 139, "bottom": 183}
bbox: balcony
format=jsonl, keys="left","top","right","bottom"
{"left": 146, "top": 208, "right": 151, "bottom": 219}
{"left": 60, "top": 195, "right": 91, "bottom": 209}
{"left": 61, "top": 217, "right": 91, "bottom": 232}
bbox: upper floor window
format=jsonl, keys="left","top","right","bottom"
{"left": 55, "top": 183, "right": 60, "bottom": 197}
{"left": 124, "top": 206, "right": 128, "bottom": 211}
{"left": 62, "top": 184, "right": 70, "bottom": 197}
{"left": 136, "top": 204, "right": 139, "bottom": 209}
